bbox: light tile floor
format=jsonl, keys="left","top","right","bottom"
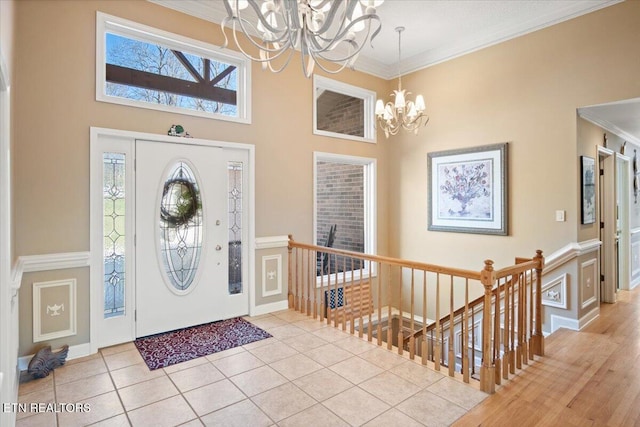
{"left": 16, "top": 309, "right": 486, "bottom": 427}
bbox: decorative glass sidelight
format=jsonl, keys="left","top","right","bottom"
{"left": 103, "top": 153, "right": 126, "bottom": 318}
{"left": 228, "top": 162, "right": 243, "bottom": 294}
{"left": 159, "top": 161, "right": 203, "bottom": 292}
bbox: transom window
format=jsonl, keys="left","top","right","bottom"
{"left": 96, "top": 12, "right": 251, "bottom": 123}
{"left": 313, "top": 75, "right": 376, "bottom": 143}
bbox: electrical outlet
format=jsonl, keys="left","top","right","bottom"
{"left": 555, "top": 210, "right": 565, "bottom": 222}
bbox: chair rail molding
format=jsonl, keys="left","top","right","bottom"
{"left": 255, "top": 235, "right": 289, "bottom": 250}
{"left": 543, "top": 239, "right": 601, "bottom": 274}
{"left": 11, "top": 252, "right": 91, "bottom": 301}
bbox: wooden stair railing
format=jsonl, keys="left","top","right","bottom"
{"left": 287, "top": 235, "right": 544, "bottom": 393}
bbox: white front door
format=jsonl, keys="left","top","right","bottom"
{"left": 135, "top": 140, "right": 248, "bottom": 337}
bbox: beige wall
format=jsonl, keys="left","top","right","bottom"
{"left": 13, "top": 0, "right": 390, "bottom": 256}
{"left": 388, "top": 1, "right": 640, "bottom": 270}
{"left": 13, "top": 1, "right": 389, "bottom": 354}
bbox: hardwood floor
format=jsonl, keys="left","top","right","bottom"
{"left": 454, "top": 287, "right": 640, "bottom": 426}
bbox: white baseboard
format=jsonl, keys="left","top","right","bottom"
{"left": 550, "top": 307, "right": 600, "bottom": 333}
{"left": 550, "top": 314, "right": 579, "bottom": 332}
{"left": 250, "top": 300, "right": 289, "bottom": 317}
{"left": 578, "top": 307, "right": 600, "bottom": 330}
{"left": 18, "top": 342, "right": 93, "bottom": 372}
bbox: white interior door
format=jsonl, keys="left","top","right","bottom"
{"left": 135, "top": 140, "right": 247, "bottom": 337}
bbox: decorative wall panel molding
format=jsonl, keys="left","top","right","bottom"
{"left": 33, "top": 279, "right": 77, "bottom": 343}
{"left": 541, "top": 273, "right": 568, "bottom": 309}
{"left": 262, "top": 254, "right": 283, "bottom": 297}
{"left": 580, "top": 258, "right": 598, "bottom": 309}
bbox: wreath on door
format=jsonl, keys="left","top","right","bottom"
{"left": 160, "top": 178, "right": 199, "bottom": 227}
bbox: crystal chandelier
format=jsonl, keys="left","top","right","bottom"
{"left": 375, "top": 27, "right": 428, "bottom": 137}
{"left": 221, "top": 0, "right": 383, "bottom": 78}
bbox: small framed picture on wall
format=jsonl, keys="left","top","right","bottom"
{"left": 581, "top": 156, "right": 596, "bottom": 224}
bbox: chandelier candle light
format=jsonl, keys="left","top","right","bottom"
{"left": 221, "top": 0, "right": 383, "bottom": 78}
{"left": 375, "top": 27, "right": 428, "bottom": 137}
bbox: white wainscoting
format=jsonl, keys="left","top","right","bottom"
{"left": 262, "top": 254, "right": 283, "bottom": 298}
{"left": 11, "top": 252, "right": 91, "bottom": 290}
{"left": 580, "top": 258, "right": 598, "bottom": 309}
{"left": 11, "top": 252, "right": 92, "bottom": 366}
{"left": 543, "top": 239, "right": 601, "bottom": 274}
{"left": 252, "top": 236, "right": 290, "bottom": 317}
{"left": 542, "top": 273, "right": 567, "bottom": 309}
{"left": 550, "top": 307, "right": 600, "bottom": 332}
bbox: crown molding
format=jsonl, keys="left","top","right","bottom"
{"left": 149, "top": 0, "right": 621, "bottom": 81}
{"left": 579, "top": 107, "right": 640, "bottom": 147}
{"left": 397, "top": 0, "right": 622, "bottom": 78}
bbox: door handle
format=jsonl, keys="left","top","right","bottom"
{"left": 216, "top": 245, "right": 223, "bottom": 251}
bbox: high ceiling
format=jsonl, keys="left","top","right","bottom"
{"left": 150, "top": 0, "right": 638, "bottom": 143}
{"left": 151, "top": 0, "right": 619, "bottom": 79}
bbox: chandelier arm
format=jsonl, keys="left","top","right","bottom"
{"left": 243, "top": 0, "right": 288, "bottom": 36}
{"left": 368, "top": 16, "right": 382, "bottom": 47}
{"left": 401, "top": 115, "right": 429, "bottom": 131}
{"left": 307, "top": 54, "right": 351, "bottom": 74}
{"left": 231, "top": 22, "right": 293, "bottom": 64}
{"left": 222, "top": 0, "right": 234, "bottom": 18}
{"left": 312, "top": 21, "right": 377, "bottom": 62}
{"left": 230, "top": 2, "right": 298, "bottom": 51}
{"left": 264, "top": 48, "right": 296, "bottom": 73}
{"left": 231, "top": 13, "right": 293, "bottom": 53}
{"left": 299, "top": 40, "right": 316, "bottom": 78}
{"left": 232, "top": 12, "right": 309, "bottom": 61}
{"left": 313, "top": 13, "right": 380, "bottom": 54}
{"left": 220, "top": 16, "right": 232, "bottom": 50}
{"left": 301, "top": 26, "right": 356, "bottom": 74}
{"left": 221, "top": 0, "right": 383, "bottom": 77}
{"left": 310, "top": 15, "right": 367, "bottom": 50}
{"left": 283, "top": 0, "right": 302, "bottom": 40}
{"left": 311, "top": 0, "right": 354, "bottom": 36}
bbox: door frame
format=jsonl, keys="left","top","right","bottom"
{"left": 597, "top": 146, "right": 632, "bottom": 301}
{"left": 0, "top": 40, "right": 17, "bottom": 427}
{"left": 89, "top": 127, "right": 256, "bottom": 353}
{"left": 616, "top": 152, "right": 631, "bottom": 290}
{"left": 598, "top": 145, "right": 617, "bottom": 303}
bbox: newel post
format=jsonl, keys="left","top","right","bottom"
{"left": 287, "top": 234, "right": 294, "bottom": 309}
{"left": 480, "top": 259, "right": 496, "bottom": 394}
{"left": 530, "top": 249, "right": 545, "bottom": 357}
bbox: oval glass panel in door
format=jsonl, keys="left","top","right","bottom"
{"left": 159, "top": 161, "right": 203, "bottom": 292}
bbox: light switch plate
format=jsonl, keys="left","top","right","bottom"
{"left": 555, "top": 210, "right": 565, "bottom": 222}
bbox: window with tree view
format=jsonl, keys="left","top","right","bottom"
{"left": 97, "top": 13, "right": 250, "bottom": 123}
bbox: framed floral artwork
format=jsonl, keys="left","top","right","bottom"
{"left": 428, "top": 143, "right": 508, "bottom": 235}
